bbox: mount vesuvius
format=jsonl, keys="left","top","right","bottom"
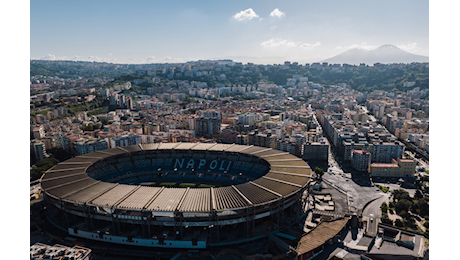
{"left": 321, "top": 44, "right": 428, "bottom": 65}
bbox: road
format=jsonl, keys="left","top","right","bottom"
{"left": 314, "top": 110, "right": 405, "bottom": 213}
{"left": 406, "top": 151, "right": 429, "bottom": 172}
{"left": 362, "top": 193, "right": 390, "bottom": 236}
{"left": 322, "top": 149, "right": 382, "bottom": 213}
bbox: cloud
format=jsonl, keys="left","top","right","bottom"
{"left": 396, "top": 43, "right": 419, "bottom": 53}
{"left": 158, "top": 56, "right": 185, "bottom": 63}
{"left": 87, "top": 56, "right": 104, "bottom": 62}
{"left": 40, "top": 54, "right": 57, "bottom": 60}
{"left": 144, "top": 56, "right": 184, "bottom": 64}
{"left": 270, "top": 26, "right": 277, "bottom": 30}
{"left": 233, "top": 8, "right": 259, "bottom": 21}
{"left": 261, "top": 39, "right": 321, "bottom": 49}
{"left": 347, "top": 42, "right": 378, "bottom": 50}
{"left": 37, "top": 54, "right": 183, "bottom": 64}
{"left": 261, "top": 38, "right": 296, "bottom": 48}
{"left": 300, "top": 42, "right": 321, "bottom": 49}
{"left": 146, "top": 56, "right": 156, "bottom": 63}
{"left": 270, "top": 8, "right": 285, "bottom": 18}
{"left": 39, "top": 54, "right": 73, "bottom": 60}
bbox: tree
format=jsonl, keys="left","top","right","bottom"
{"left": 423, "top": 221, "right": 429, "bottom": 229}
{"left": 392, "top": 189, "right": 411, "bottom": 202}
{"left": 399, "top": 210, "right": 408, "bottom": 220}
{"left": 314, "top": 167, "right": 325, "bottom": 179}
{"left": 395, "top": 199, "right": 413, "bottom": 214}
{"left": 380, "top": 202, "right": 388, "bottom": 213}
{"left": 395, "top": 219, "right": 404, "bottom": 227}
{"left": 381, "top": 214, "right": 393, "bottom": 225}
{"left": 100, "top": 117, "right": 109, "bottom": 125}
{"left": 412, "top": 197, "right": 429, "bottom": 217}
{"left": 30, "top": 158, "right": 60, "bottom": 179}
{"left": 404, "top": 217, "right": 416, "bottom": 229}
{"left": 414, "top": 189, "right": 424, "bottom": 199}
{"left": 47, "top": 148, "right": 71, "bottom": 162}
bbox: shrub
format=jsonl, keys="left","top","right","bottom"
{"left": 380, "top": 202, "right": 388, "bottom": 213}
{"left": 377, "top": 185, "right": 389, "bottom": 193}
{"left": 395, "top": 199, "right": 413, "bottom": 213}
{"left": 381, "top": 215, "right": 393, "bottom": 225}
{"left": 395, "top": 219, "right": 404, "bottom": 227}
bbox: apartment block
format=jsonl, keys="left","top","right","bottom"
{"left": 110, "top": 134, "right": 141, "bottom": 148}
{"left": 351, "top": 150, "right": 371, "bottom": 172}
{"left": 248, "top": 131, "right": 277, "bottom": 148}
{"left": 276, "top": 139, "right": 301, "bottom": 157}
{"left": 236, "top": 134, "right": 249, "bottom": 145}
{"left": 33, "top": 125, "right": 45, "bottom": 139}
{"left": 74, "top": 138, "right": 109, "bottom": 156}
{"left": 303, "top": 137, "right": 329, "bottom": 161}
{"left": 371, "top": 141, "right": 405, "bottom": 163}
{"left": 196, "top": 117, "right": 221, "bottom": 136}
{"left": 31, "top": 139, "right": 46, "bottom": 161}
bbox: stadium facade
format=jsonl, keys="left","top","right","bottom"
{"left": 40, "top": 143, "right": 312, "bottom": 249}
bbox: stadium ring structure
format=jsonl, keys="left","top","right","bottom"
{"left": 41, "top": 143, "right": 312, "bottom": 249}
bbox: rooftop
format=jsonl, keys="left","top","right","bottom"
{"left": 353, "top": 150, "right": 371, "bottom": 155}
{"left": 370, "top": 163, "right": 399, "bottom": 168}
{"left": 398, "top": 159, "right": 415, "bottom": 162}
{"left": 296, "top": 218, "right": 349, "bottom": 255}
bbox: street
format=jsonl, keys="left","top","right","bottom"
{"left": 362, "top": 193, "right": 390, "bottom": 236}
{"left": 320, "top": 148, "right": 382, "bottom": 214}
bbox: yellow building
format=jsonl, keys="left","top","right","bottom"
{"left": 369, "top": 158, "right": 417, "bottom": 177}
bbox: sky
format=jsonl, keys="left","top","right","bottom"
{"left": 30, "top": 0, "right": 429, "bottom": 65}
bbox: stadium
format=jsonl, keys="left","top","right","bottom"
{"left": 40, "top": 142, "right": 312, "bottom": 249}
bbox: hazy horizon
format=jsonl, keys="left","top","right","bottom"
{"left": 31, "top": 0, "right": 429, "bottom": 65}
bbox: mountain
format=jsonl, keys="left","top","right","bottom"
{"left": 321, "top": 44, "right": 428, "bottom": 65}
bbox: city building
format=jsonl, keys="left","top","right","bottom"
{"left": 238, "top": 112, "right": 269, "bottom": 126}
{"left": 32, "top": 125, "right": 45, "bottom": 139}
{"left": 196, "top": 117, "right": 221, "bottom": 136}
{"left": 276, "top": 139, "right": 301, "bottom": 157}
{"left": 31, "top": 139, "right": 46, "bottom": 161}
{"left": 351, "top": 150, "right": 372, "bottom": 172}
{"left": 369, "top": 158, "right": 417, "bottom": 177}
{"left": 110, "top": 134, "right": 141, "bottom": 148}
{"left": 303, "top": 137, "right": 329, "bottom": 161}
{"left": 221, "top": 128, "right": 239, "bottom": 143}
{"left": 248, "top": 131, "right": 277, "bottom": 148}
{"left": 188, "top": 115, "right": 199, "bottom": 130}
{"left": 74, "top": 138, "right": 109, "bottom": 156}
{"left": 371, "top": 141, "right": 405, "bottom": 163}
{"left": 235, "top": 134, "right": 249, "bottom": 145}
{"left": 202, "top": 110, "right": 222, "bottom": 119}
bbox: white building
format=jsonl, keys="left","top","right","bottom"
{"left": 74, "top": 139, "right": 109, "bottom": 155}
{"left": 238, "top": 113, "right": 269, "bottom": 125}
{"left": 110, "top": 134, "right": 141, "bottom": 148}
{"left": 33, "top": 126, "right": 45, "bottom": 139}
